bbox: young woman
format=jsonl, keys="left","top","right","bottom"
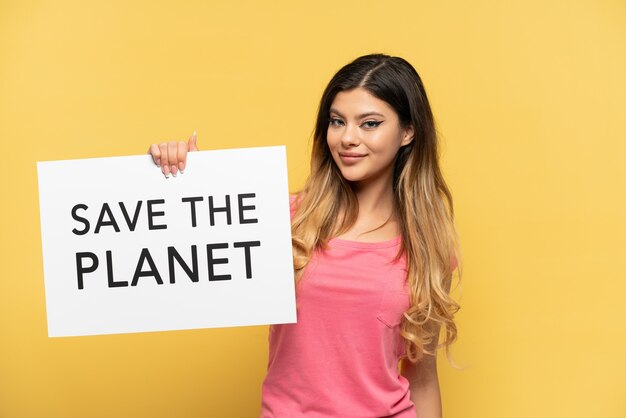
{"left": 148, "top": 53, "right": 462, "bottom": 418}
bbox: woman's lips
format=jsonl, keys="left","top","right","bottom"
{"left": 338, "top": 152, "right": 366, "bottom": 164}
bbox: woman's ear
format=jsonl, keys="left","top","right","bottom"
{"left": 401, "top": 124, "right": 415, "bottom": 146}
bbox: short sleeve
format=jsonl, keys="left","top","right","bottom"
{"left": 289, "top": 194, "right": 298, "bottom": 220}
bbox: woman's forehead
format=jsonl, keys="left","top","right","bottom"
{"left": 330, "top": 87, "right": 397, "bottom": 118}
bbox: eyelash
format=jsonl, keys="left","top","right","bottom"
{"left": 328, "top": 118, "right": 383, "bottom": 129}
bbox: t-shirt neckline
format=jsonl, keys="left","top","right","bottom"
{"left": 328, "top": 235, "right": 402, "bottom": 249}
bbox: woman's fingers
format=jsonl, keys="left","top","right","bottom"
{"left": 159, "top": 142, "right": 170, "bottom": 177}
{"left": 168, "top": 142, "right": 179, "bottom": 176}
{"left": 150, "top": 132, "right": 197, "bottom": 178}
{"left": 177, "top": 141, "right": 188, "bottom": 173}
{"left": 188, "top": 131, "right": 199, "bottom": 151}
{"left": 148, "top": 143, "right": 161, "bottom": 166}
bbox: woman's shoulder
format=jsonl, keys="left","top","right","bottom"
{"left": 289, "top": 192, "right": 306, "bottom": 214}
{"left": 451, "top": 251, "right": 458, "bottom": 271}
{"left": 288, "top": 193, "right": 302, "bottom": 219}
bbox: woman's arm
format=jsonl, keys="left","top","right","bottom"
{"left": 403, "top": 253, "right": 457, "bottom": 417}
{"left": 400, "top": 326, "right": 443, "bottom": 418}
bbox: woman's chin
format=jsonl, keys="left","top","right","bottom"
{"left": 338, "top": 168, "right": 366, "bottom": 183}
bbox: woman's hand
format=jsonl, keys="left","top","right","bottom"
{"left": 148, "top": 131, "right": 199, "bottom": 178}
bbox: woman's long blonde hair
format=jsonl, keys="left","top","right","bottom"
{"left": 291, "top": 53, "right": 462, "bottom": 364}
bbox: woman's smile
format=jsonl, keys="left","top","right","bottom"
{"left": 338, "top": 151, "right": 367, "bottom": 164}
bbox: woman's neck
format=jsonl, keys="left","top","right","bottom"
{"left": 352, "top": 174, "right": 395, "bottom": 216}
{"left": 335, "top": 170, "right": 399, "bottom": 242}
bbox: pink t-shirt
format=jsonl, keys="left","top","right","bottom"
{"left": 260, "top": 198, "right": 418, "bottom": 417}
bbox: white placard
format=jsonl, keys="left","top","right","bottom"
{"left": 37, "top": 146, "right": 296, "bottom": 337}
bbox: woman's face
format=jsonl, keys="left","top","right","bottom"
{"left": 326, "top": 87, "right": 414, "bottom": 187}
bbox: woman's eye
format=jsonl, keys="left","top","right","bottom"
{"left": 328, "top": 118, "right": 382, "bottom": 128}
{"left": 363, "top": 120, "right": 382, "bottom": 128}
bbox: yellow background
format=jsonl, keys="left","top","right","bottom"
{"left": 1, "top": 0, "right": 625, "bottom": 417}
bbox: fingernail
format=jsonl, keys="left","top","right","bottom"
{"left": 179, "top": 162, "right": 185, "bottom": 173}
{"left": 193, "top": 130, "right": 197, "bottom": 140}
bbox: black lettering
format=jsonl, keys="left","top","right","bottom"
{"left": 118, "top": 201, "right": 143, "bottom": 231}
{"left": 131, "top": 248, "right": 164, "bottom": 286}
{"left": 206, "top": 243, "right": 231, "bottom": 281}
{"left": 238, "top": 193, "right": 258, "bottom": 224}
{"left": 209, "top": 195, "right": 232, "bottom": 226}
{"left": 71, "top": 204, "right": 90, "bottom": 235}
{"left": 76, "top": 252, "right": 98, "bottom": 290}
{"left": 106, "top": 250, "right": 128, "bottom": 288}
{"left": 147, "top": 199, "right": 167, "bottom": 230}
{"left": 167, "top": 245, "right": 199, "bottom": 284}
{"left": 94, "top": 203, "right": 120, "bottom": 233}
{"left": 233, "top": 241, "right": 261, "bottom": 279}
{"left": 181, "top": 197, "right": 204, "bottom": 227}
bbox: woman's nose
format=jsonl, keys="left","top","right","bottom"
{"left": 341, "top": 124, "right": 360, "bottom": 147}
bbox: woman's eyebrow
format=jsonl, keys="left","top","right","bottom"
{"left": 329, "top": 108, "right": 385, "bottom": 119}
